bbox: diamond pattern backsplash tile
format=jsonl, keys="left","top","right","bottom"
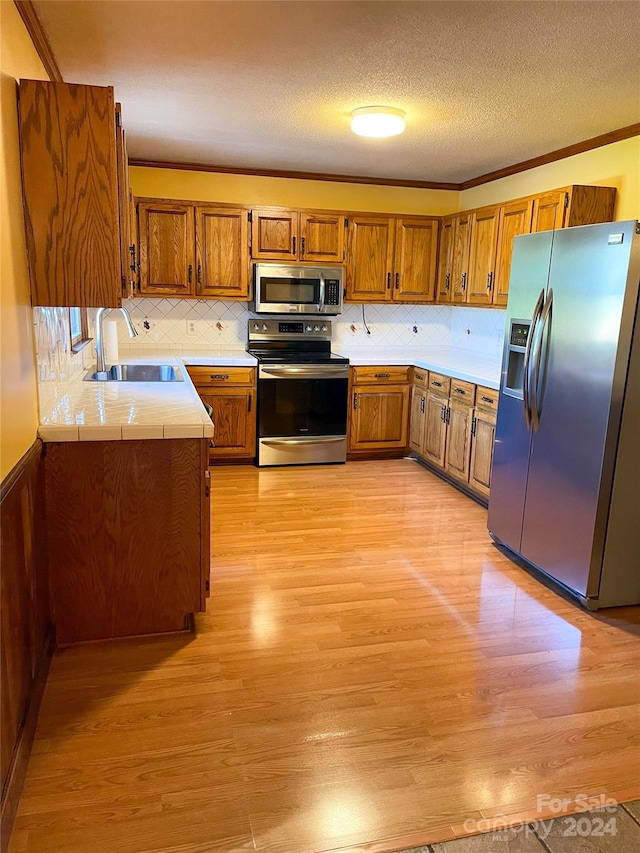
{"left": 449, "top": 306, "right": 506, "bottom": 355}
{"left": 119, "top": 298, "right": 454, "bottom": 352}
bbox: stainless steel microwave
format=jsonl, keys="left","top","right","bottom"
{"left": 253, "top": 263, "right": 343, "bottom": 315}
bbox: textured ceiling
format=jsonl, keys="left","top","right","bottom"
{"left": 33, "top": 0, "right": 640, "bottom": 184}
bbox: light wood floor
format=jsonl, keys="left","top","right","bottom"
{"left": 10, "top": 460, "right": 640, "bottom": 853}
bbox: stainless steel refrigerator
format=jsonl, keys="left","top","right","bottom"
{"left": 488, "top": 220, "right": 640, "bottom": 609}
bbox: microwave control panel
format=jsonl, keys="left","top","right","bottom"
{"left": 325, "top": 279, "right": 341, "bottom": 306}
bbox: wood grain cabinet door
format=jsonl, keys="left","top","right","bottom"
{"left": 444, "top": 401, "right": 473, "bottom": 482}
{"left": 451, "top": 215, "right": 472, "bottom": 303}
{"left": 436, "top": 216, "right": 455, "bottom": 303}
{"left": 300, "top": 213, "right": 345, "bottom": 262}
{"left": 409, "top": 385, "right": 427, "bottom": 452}
{"left": 138, "top": 202, "right": 195, "bottom": 296}
{"left": 493, "top": 199, "right": 533, "bottom": 306}
{"left": 195, "top": 206, "right": 250, "bottom": 299}
{"left": 422, "top": 391, "right": 448, "bottom": 468}
{"left": 349, "top": 385, "right": 410, "bottom": 450}
{"left": 18, "top": 80, "right": 122, "bottom": 307}
{"left": 346, "top": 216, "right": 395, "bottom": 302}
{"left": 198, "top": 388, "right": 256, "bottom": 459}
{"left": 467, "top": 208, "right": 500, "bottom": 306}
{"left": 115, "top": 105, "right": 135, "bottom": 299}
{"left": 393, "top": 218, "right": 439, "bottom": 302}
{"left": 469, "top": 407, "right": 497, "bottom": 497}
{"left": 251, "top": 208, "right": 298, "bottom": 260}
{"left": 531, "top": 191, "right": 567, "bottom": 233}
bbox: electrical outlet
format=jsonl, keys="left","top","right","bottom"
{"left": 186, "top": 320, "right": 197, "bottom": 337}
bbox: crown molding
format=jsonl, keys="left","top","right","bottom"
{"left": 14, "top": 0, "right": 63, "bottom": 82}
{"left": 127, "top": 159, "right": 461, "bottom": 192}
{"left": 460, "top": 123, "right": 640, "bottom": 190}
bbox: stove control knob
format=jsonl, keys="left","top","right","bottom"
{"left": 253, "top": 323, "right": 260, "bottom": 331}
{"left": 306, "top": 325, "right": 312, "bottom": 332}
{"left": 262, "top": 323, "right": 268, "bottom": 331}
{"left": 321, "top": 325, "right": 328, "bottom": 333}
{"left": 313, "top": 325, "right": 320, "bottom": 332}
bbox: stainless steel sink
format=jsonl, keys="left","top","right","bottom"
{"left": 84, "top": 364, "right": 183, "bottom": 382}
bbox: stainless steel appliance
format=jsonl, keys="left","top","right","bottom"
{"left": 253, "top": 263, "right": 343, "bottom": 315}
{"left": 248, "top": 320, "right": 349, "bottom": 466}
{"left": 488, "top": 220, "right": 640, "bottom": 609}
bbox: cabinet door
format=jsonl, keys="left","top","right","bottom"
{"left": 531, "top": 191, "right": 567, "bottom": 233}
{"left": 345, "top": 216, "right": 395, "bottom": 302}
{"left": 451, "top": 214, "right": 472, "bottom": 302}
{"left": 251, "top": 208, "right": 298, "bottom": 260}
{"left": 493, "top": 199, "right": 533, "bottom": 306}
{"left": 436, "top": 216, "right": 455, "bottom": 302}
{"left": 19, "top": 80, "right": 122, "bottom": 307}
{"left": 409, "top": 385, "right": 426, "bottom": 452}
{"left": 469, "top": 408, "right": 497, "bottom": 497}
{"left": 115, "top": 105, "right": 134, "bottom": 299}
{"left": 444, "top": 401, "right": 473, "bottom": 482}
{"left": 393, "top": 218, "right": 439, "bottom": 302}
{"left": 349, "top": 385, "right": 410, "bottom": 450}
{"left": 467, "top": 208, "right": 500, "bottom": 305}
{"left": 197, "top": 388, "right": 256, "bottom": 459}
{"left": 300, "top": 213, "right": 345, "bottom": 262}
{"left": 195, "top": 206, "right": 249, "bottom": 299}
{"left": 422, "top": 391, "right": 448, "bottom": 468}
{"left": 138, "top": 202, "right": 195, "bottom": 296}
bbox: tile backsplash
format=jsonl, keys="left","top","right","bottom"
{"left": 33, "top": 307, "right": 93, "bottom": 383}
{"left": 114, "top": 297, "right": 505, "bottom": 356}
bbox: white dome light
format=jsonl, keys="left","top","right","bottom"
{"left": 351, "top": 106, "right": 405, "bottom": 138}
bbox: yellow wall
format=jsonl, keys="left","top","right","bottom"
{"left": 0, "top": 1, "right": 48, "bottom": 480}
{"left": 129, "top": 167, "right": 461, "bottom": 216}
{"left": 460, "top": 136, "right": 640, "bottom": 220}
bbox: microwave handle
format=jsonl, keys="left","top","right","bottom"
{"left": 318, "top": 271, "right": 325, "bottom": 312}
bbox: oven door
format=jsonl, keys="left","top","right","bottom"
{"left": 257, "top": 364, "right": 349, "bottom": 466}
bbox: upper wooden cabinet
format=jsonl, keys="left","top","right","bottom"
{"left": 346, "top": 215, "right": 439, "bottom": 303}
{"left": 19, "top": 80, "right": 131, "bottom": 307}
{"left": 251, "top": 208, "right": 345, "bottom": 262}
{"left": 136, "top": 200, "right": 250, "bottom": 299}
{"left": 438, "top": 184, "right": 615, "bottom": 309}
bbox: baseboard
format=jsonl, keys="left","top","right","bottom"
{"left": 0, "top": 626, "right": 55, "bottom": 853}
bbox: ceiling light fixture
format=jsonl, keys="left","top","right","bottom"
{"left": 350, "top": 106, "right": 406, "bottom": 138}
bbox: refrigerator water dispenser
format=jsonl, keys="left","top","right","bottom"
{"left": 504, "top": 320, "right": 530, "bottom": 397}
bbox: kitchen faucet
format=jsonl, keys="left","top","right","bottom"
{"left": 94, "top": 307, "right": 138, "bottom": 373}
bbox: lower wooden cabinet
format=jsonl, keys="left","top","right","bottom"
{"left": 186, "top": 366, "right": 256, "bottom": 463}
{"left": 348, "top": 366, "right": 411, "bottom": 457}
{"left": 408, "top": 368, "right": 428, "bottom": 453}
{"left": 469, "top": 388, "right": 499, "bottom": 497}
{"left": 410, "top": 371, "right": 499, "bottom": 501}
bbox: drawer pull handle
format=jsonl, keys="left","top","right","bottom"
{"left": 210, "top": 374, "right": 229, "bottom": 380}
{"left": 461, "top": 272, "right": 467, "bottom": 291}
{"left": 387, "top": 272, "right": 391, "bottom": 290}
{"left": 420, "top": 396, "right": 425, "bottom": 414}
{"left": 375, "top": 373, "right": 391, "bottom": 379}
{"left": 395, "top": 272, "right": 400, "bottom": 290}
{"left": 432, "top": 381, "right": 443, "bottom": 387}
{"left": 353, "top": 393, "right": 358, "bottom": 410}
{"left": 445, "top": 272, "right": 450, "bottom": 292}
{"left": 481, "top": 395, "right": 494, "bottom": 403}
{"left": 454, "top": 388, "right": 466, "bottom": 395}
{"left": 292, "top": 236, "right": 296, "bottom": 255}
{"left": 188, "top": 264, "right": 193, "bottom": 283}
{"left": 441, "top": 405, "right": 447, "bottom": 422}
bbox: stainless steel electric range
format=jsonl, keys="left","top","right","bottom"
{"left": 247, "top": 320, "right": 349, "bottom": 467}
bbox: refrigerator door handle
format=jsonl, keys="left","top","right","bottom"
{"left": 523, "top": 289, "right": 545, "bottom": 429}
{"left": 530, "top": 288, "right": 553, "bottom": 431}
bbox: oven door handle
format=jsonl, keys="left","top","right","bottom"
{"left": 260, "top": 366, "right": 349, "bottom": 379}
{"left": 262, "top": 437, "right": 346, "bottom": 446}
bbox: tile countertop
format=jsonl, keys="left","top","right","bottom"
{"left": 37, "top": 349, "right": 256, "bottom": 443}
{"left": 339, "top": 346, "right": 502, "bottom": 390}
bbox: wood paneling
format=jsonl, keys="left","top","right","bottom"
{"left": 352, "top": 366, "right": 411, "bottom": 384}
{"left": 115, "top": 104, "right": 134, "bottom": 298}
{"left": 1, "top": 441, "right": 51, "bottom": 853}
{"left": 566, "top": 185, "right": 617, "bottom": 227}
{"left": 8, "top": 461, "right": 640, "bottom": 853}
{"left": 436, "top": 216, "right": 455, "bottom": 302}
{"left": 469, "top": 406, "right": 497, "bottom": 497}
{"left": 346, "top": 216, "right": 395, "bottom": 301}
{"left": 493, "top": 198, "right": 533, "bottom": 306}
{"left": 409, "top": 384, "right": 427, "bottom": 453}
{"left": 422, "top": 389, "right": 448, "bottom": 467}
{"left": 451, "top": 214, "right": 472, "bottom": 301}
{"left": 18, "top": 80, "right": 122, "bottom": 307}
{"left": 300, "top": 213, "right": 345, "bottom": 262}
{"left": 444, "top": 400, "right": 474, "bottom": 482}
{"left": 45, "top": 439, "right": 208, "bottom": 644}
{"left": 251, "top": 208, "right": 298, "bottom": 260}
{"left": 531, "top": 190, "right": 567, "bottom": 233}
{"left": 349, "top": 386, "right": 410, "bottom": 451}
{"left": 467, "top": 207, "right": 500, "bottom": 305}
{"left": 195, "top": 206, "right": 249, "bottom": 298}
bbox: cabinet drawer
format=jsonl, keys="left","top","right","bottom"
{"left": 450, "top": 379, "right": 476, "bottom": 405}
{"left": 476, "top": 386, "right": 499, "bottom": 411}
{"left": 186, "top": 366, "right": 256, "bottom": 387}
{"left": 352, "top": 366, "right": 411, "bottom": 384}
{"left": 428, "top": 372, "right": 451, "bottom": 395}
{"left": 412, "top": 367, "right": 429, "bottom": 388}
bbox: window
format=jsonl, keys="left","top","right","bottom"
{"left": 69, "top": 307, "right": 90, "bottom": 352}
